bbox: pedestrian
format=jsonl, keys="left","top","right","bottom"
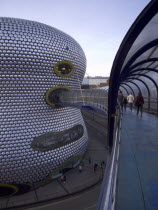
{"left": 60, "top": 175, "right": 64, "bottom": 182}
{"left": 123, "top": 96, "right": 128, "bottom": 112}
{"left": 100, "top": 162, "right": 103, "bottom": 170}
{"left": 118, "top": 91, "right": 124, "bottom": 113}
{"left": 63, "top": 175, "right": 66, "bottom": 183}
{"left": 78, "top": 165, "right": 82, "bottom": 173}
{"left": 88, "top": 157, "right": 91, "bottom": 165}
{"left": 127, "top": 93, "right": 134, "bottom": 111}
{"left": 94, "top": 163, "right": 98, "bottom": 172}
{"left": 135, "top": 92, "right": 144, "bottom": 117}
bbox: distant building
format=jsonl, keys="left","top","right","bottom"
{"left": 82, "top": 76, "right": 109, "bottom": 89}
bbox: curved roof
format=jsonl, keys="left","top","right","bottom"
{"left": 108, "top": 0, "right": 158, "bottom": 147}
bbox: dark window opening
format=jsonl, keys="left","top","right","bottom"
{"left": 54, "top": 60, "right": 75, "bottom": 77}
{"left": 56, "top": 63, "right": 72, "bottom": 75}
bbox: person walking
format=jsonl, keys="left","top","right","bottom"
{"left": 100, "top": 162, "right": 103, "bottom": 170}
{"left": 135, "top": 92, "right": 144, "bottom": 117}
{"left": 118, "top": 91, "right": 124, "bottom": 113}
{"left": 78, "top": 165, "right": 83, "bottom": 173}
{"left": 127, "top": 93, "right": 134, "bottom": 111}
{"left": 94, "top": 163, "right": 98, "bottom": 172}
{"left": 123, "top": 96, "right": 128, "bottom": 112}
{"left": 88, "top": 157, "right": 91, "bottom": 165}
{"left": 63, "top": 175, "right": 66, "bottom": 183}
{"left": 60, "top": 175, "right": 64, "bottom": 183}
{"left": 101, "top": 161, "right": 105, "bottom": 165}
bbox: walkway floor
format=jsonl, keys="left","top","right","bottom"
{"left": 116, "top": 109, "right": 158, "bottom": 210}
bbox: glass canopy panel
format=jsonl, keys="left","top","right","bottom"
{"left": 121, "top": 13, "right": 158, "bottom": 72}
{"left": 150, "top": 62, "right": 158, "bottom": 69}
{"left": 120, "top": 86, "right": 129, "bottom": 96}
{"left": 131, "top": 47, "right": 156, "bottom": 67}
{"left": 105, "top": 0, "right": 158, "bottom": 150}
{"left": 125, "top": 82, "right": 139, "bottom": 96}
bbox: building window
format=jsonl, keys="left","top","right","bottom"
{"left": 54, "top": 60, "right": 75, "bottom": 77}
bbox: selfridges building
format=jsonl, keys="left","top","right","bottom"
{"left": 0, "top": 17, "right": 88, "bottom": 184}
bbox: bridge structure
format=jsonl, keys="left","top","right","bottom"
{"left": 1, "top": 1, "right": 158, "bottom": 210}
{"left": 46, "top": 86, "right": 109, "bottom": 115}
{"left": 97, "top": 0, "right": 158, "bottom": 209}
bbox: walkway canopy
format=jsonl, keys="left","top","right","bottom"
{"left": 108, "top": 0, "right": 158, "bottom": 148}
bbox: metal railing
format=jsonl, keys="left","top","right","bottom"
{"left": 143, "top": 97, "right": 158, "bottom": 115}
{"left": 55, "top": 89, "right": 109, "bottom": 115}
{"left": 96, "top": 107, "right": 122, "bottom": 210}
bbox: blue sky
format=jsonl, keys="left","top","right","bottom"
{"left": 1, "top": 0, "right": 150, "bottom": 76}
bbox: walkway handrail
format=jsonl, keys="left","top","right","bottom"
{"left": 97, "top": 107, "right": 121, "bottom": 210}
{"left": 50, "top": 88, "right": 109, "bottom": 115}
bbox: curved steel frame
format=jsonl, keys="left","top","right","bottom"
{"left": 129, "top": 59, "right": 158, "bottom": 70}
{"left": 121, "top": 39, "right": 158, "bottom": 77}
{"left": 125, "top": 80, "right": 141, "bottom": 93}
{"left": 120, "top": 85, "right": 129, "bottom": 95}
{"left": 108, "top": 0, "right": 158, "bottom": 147}
{"left": 128, "top": 73, "right": 158, "bottom": 96}
{"left": 125, "top": 80, "right": 141, "bottom": 92}
{"left": 97, "top": 1, "right": 158, "bottom": 209}
{"left": 127, "top": 78, "right": 150, "bottom": 97}
{"left": 129, "top": 68, "right": 158, "bottom": 74}
{"left": 121, "top": 83, "right": 136, "bottom": 97}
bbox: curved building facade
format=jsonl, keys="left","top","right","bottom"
{"left": 0, "top": 18, "right": 88, "bottom": 184}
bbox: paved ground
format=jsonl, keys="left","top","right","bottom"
{"left": 0, "top": 110, "right": 108, "bottom": 210}
{"left": 116, "top": 109, "right": 158, "bottom": 210}
{"left": 27, "top": 184, "right": 102, "bottom": 210}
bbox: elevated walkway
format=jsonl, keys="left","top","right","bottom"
{"left": 46, "top": 87, "right": 108, "bottom": 115}
{"left": 116, "top": 109, "right": 158, "bottom": 210}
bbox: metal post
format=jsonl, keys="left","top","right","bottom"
{"left": 157, "top": 98, "right": 158, "bottom": 116}
{"left": 148, "top": 97, "right": 150, "bottom": 112}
